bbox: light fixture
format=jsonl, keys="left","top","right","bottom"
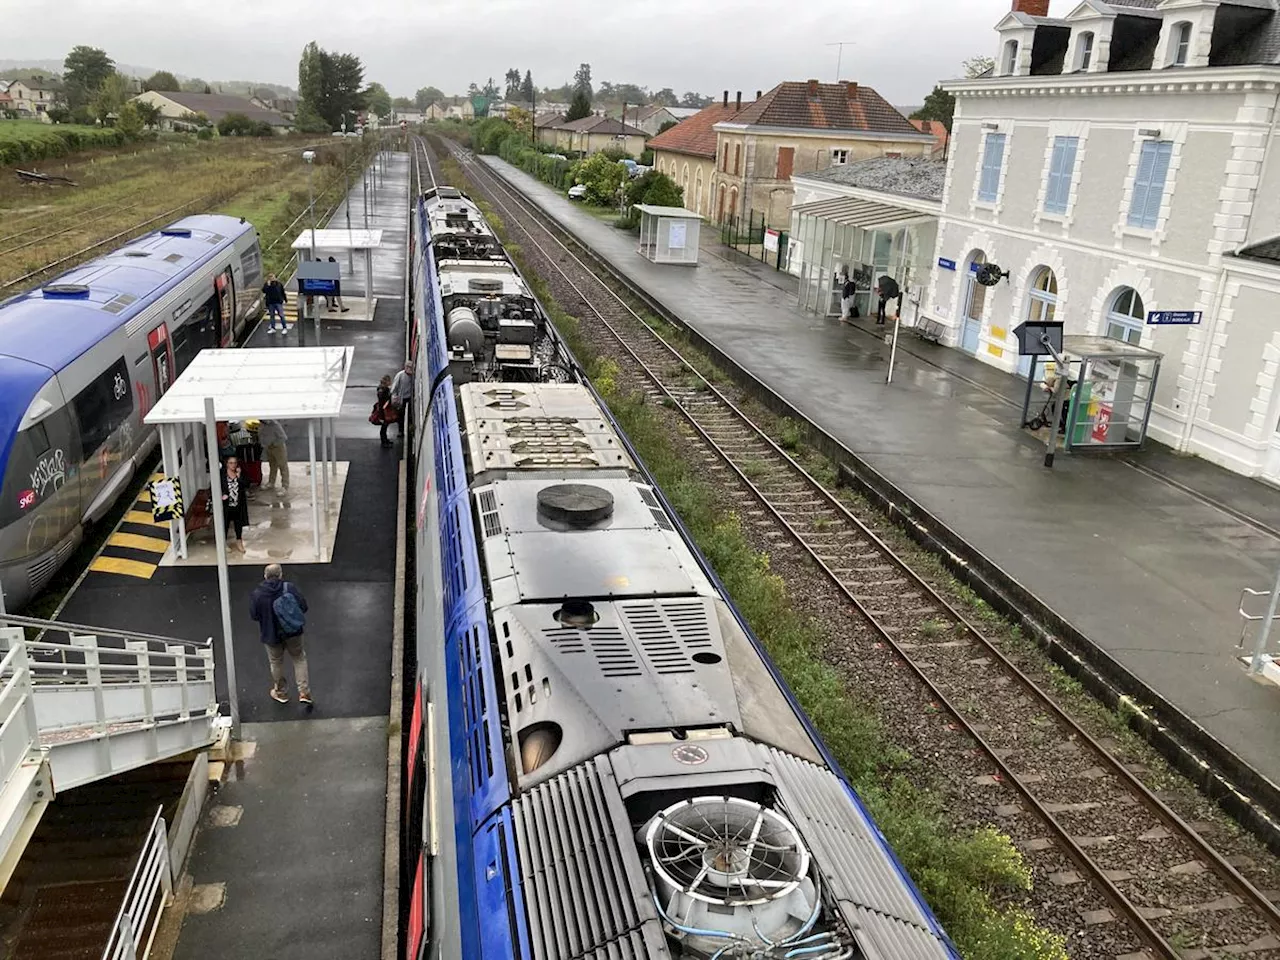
{"left": 982, "top": 122, "right": 1000, "bottom": 130}
{"left": 1138, "top": 128, "right": 1162, "bottom": 138}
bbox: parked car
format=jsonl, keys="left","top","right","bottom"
{"left": 568, "top": 184, "right": 587, "bottom": 201}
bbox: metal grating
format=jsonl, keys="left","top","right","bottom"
{"left": 542, "top": 626, "right": 641, "bottom": 677}
{"left": 512, "top": 759, "right": 669, "bottom": 960}
{"left": 647, "top": 508, "right": 673, "bottom": 531}
{"left": 477, "top": 489, "right": 502, "bottom": 538}
{"left": 163, "top": 253, "right": 183, "bottom": 263}
{"left": 618, "top": 600, "right": 715, "bottom": 675}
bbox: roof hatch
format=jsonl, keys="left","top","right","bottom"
{"left": 41, "top": 284, "right": 91, "bottom": 299}
{"left": 159, "top": 227, "right": 192, "bottom": 237}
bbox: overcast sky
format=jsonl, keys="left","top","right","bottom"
{"left": 9, "top": 0, "right": 1068, "bottom": 106}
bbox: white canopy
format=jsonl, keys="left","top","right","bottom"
{"left": 291, "top": 229, "right": 384, "bottom": 251}
{"left": 143, "top": 347, "right": 353, "bottom": 425}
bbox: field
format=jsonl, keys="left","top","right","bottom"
{"left": 0, "top": 119, "right": 126, "bottom": 165}
{"left": 0, "top": 135, "right": 371, "bottom": 292}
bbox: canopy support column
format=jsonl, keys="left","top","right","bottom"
{"left": 365, "top": 247, "right": 374, "bottom": 321}
{"left": 203, "top": 397, "right": 240, "bottom": 739}
{"left": 308, "top": 420, "right": 321, "bottom": 561}
{"left": 320, "top": 418, "right": 331, "bottom": 534}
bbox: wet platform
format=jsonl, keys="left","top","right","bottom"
{"left": 482, "top": 155, "right": 1280, "bottom": 793}
{"left": 57, "top": 152, "right": 411, "bottom": 958}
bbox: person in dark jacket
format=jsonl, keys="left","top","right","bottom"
{"left": 875, "top": 275, "right": 901, "bottom": 326}
{"left": 375, "top": 374, "right": 396, "bottom": 447}
{"left": 249, "top": 563, "right": 312, "bottom": 705}
{"left": 840, "top": 275, "right": 857, "bottom": 323}
{"left": 262, "top": 274, "right": 289, "bottom": 335}
{"left": 325, "top": 257, "right": 350, "bottom": 313}
{"left": 220, "top": 456, "right": 249, "bottom": 554}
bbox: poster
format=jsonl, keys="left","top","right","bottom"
{"left": 764, "top": 229, "right": 779, "bottom": 253}
{"left": 150, "top": 477, "right": 183, "bottom": 523}
{"left": 668, "top": 221, "right": 687, "bottom": 250}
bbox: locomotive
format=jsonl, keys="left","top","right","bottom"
{"left": 403, "top": 185, "right": 960, "bottom": 960}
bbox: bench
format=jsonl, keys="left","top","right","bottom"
{"left": 913, "top": 318, "right": 947, "bottom": 343}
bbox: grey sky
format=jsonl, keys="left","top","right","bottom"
{"left": 8, "top": 0, "right": 1063, "bottom": 106}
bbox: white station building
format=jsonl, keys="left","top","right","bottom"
{"left": 922, "top": 0, "right": 1280, "bottom": 479}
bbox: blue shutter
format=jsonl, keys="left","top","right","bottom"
{"left": 979, "top": 134, "right": 1006, "bottom": 202}
{"left": 1044, "top": 137, "right": 1078, "bottom": 214}
{"left": 1128, "top": 141, "right": 1162, "bottom": 229}
{"left": 1142, "top": 141, "right": 1174, "bottom": 228}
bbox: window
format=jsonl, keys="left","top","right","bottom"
{"left": 1027, "top": 267, "right": 1058, "bottom": 325}
{"left": 1078, "top": 32, "right": 1094, "bottom": 70}
{"left": 1106, "top": 288, "right": 1145, "bottom": 344}
{"left": 831, "top": 149, "right": 849, "bottom": 166}
{"left": 239, "top": 243, "right": 263, "bottom": 288}
{"left": 1043, "top": 136, "right": 1079, "bottom": 215}
{"left": 1127, "top": 139, "right": 1173, "bottom": 229}
{"left": 72, "top": 357, "right": 133, "bottom": 457}
{"left": 733, "top": 143, "right": 741, "bottom": 176}
{"left": 978, "top": 133, "right": 1007, "bottom": 203}
{"left": 1004, "top": 40, "right": 1020, "bottom": 75}
{"left": 720, "top": 143, "right": 728, "bottom": 172}
{"left": 1171, "top": 21, "right": 1192, "bottom": 66}
{"left": 776, "top": 146, "right": 795, "bottom": 179}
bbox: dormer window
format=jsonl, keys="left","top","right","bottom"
{"left": 1171, "top": 21, "right": 1191, "bottom": 66}
{"left": 1004, "top": 39, "right": 1020, "bottom": 75}
{"left": 1078, "top": 32, "right": 1094, "bottom": 70}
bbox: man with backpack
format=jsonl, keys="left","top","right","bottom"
{"left": 249, "top": 563, "right": 312, "bottom": 707}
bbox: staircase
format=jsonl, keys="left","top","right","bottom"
{"left": 0, "top": 616, "right": 219, "bottom": 891}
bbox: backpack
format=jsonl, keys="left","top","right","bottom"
{"left": 272, "top": 583, "right": 306, "bottom": 638}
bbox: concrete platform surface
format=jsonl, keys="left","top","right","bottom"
{"left": 482, "top": 155, "right": 1280, "bottom": 790}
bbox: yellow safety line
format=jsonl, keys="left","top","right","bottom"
{"left": 107, "top": 532, "right": 169, "bottom": 554}
{"left": 124, "top": 510, "right": 165, "bottom": 527}
{"left": 89, "top": 556, "right": 157, "bottom": 579}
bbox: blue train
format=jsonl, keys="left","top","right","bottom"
{"left": 0, "top": 215, "right": 262, "bottom": 608}
{"left": 402, "top": 186, "right": 961, "bottom": 960}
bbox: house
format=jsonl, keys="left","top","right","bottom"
{"left": 0, "top": 85, "right": 13, "bottom": 116}
{"left": 423, "top": 102, "right": 447, "bottom": 121}
{"left": 445, "top": 99, "right": 475, "bottom": 120}
{"left": 612, "top": 103, "right": 678, "bottom": 136}
{"left": 922, "top": 0, "right": 1280, "bottom": 479}
{"left": 910, "top": 119, "right": 950, "bottom": 160}
{"left": 8, "top": 75, "right": 63, "bottom": 122}
{"left": 549, "top": 115, "right": 647, "bottom": 158}
{"left": 704, "top": 82, "right": 936, "bottom": 227}
{"left": 535, "top": 111, "right": 565, "bottom": 148}
{"left": 252, "top": 97, "right": 297, "bottom": 121}
{"left": 394, "top": 109, "right": 426, "bottom": 125}
{"left": 649, "top": 100, "right": 750, "bottom": 219}
{"left": 132, "top": 91, "right": 291, "bottom": 131}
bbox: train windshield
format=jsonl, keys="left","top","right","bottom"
{"left": 0, "top": 412, "right": 74, "bottom": 530}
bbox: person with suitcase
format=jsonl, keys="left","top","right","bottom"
{"left": 249, "top": 563, "right": 313, "bottom": 707}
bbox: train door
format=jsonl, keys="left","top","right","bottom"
{"left": 215, "top": 268, "right": 236, "bottom": 347}
{"left": 148, "top": 324, "right": 176, "bottom": 398}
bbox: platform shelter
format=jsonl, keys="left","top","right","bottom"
{"left": 635, "top": 205, "right": 702, "bottom": 265}
{"left": 291, "top": 229, "right": 384, "bottom": 321}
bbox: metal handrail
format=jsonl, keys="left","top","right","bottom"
{"left": 101, "top": 806, "right": 172, "bottom": 960}
{"left": 0, "top": 641, "right": 39, "bottom": 795}
{"left": 0, "top": 614, "right": 211, "bottom": 650}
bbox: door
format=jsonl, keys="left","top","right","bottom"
{"left": 961, "top": 256, "right": 986, "bottom": 354}
{"left": 215, "top": 268, "right": 235, "bottom": 347}
{"left": 149, "top": 323, "right": 176, "bottom": 398}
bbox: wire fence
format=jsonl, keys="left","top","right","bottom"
{"left": 719, "top": 208, "right": 789, "bottom": 272}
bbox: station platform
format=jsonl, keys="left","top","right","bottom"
{"left": 481, "top": 155, "right": 1280, "bottom": 795}
{"left": 56, "top": 152, "right": 412, "bottom": 958}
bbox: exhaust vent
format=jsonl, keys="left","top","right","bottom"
{"left": 41, "top": 284, "right": 90, "bottom": 299}
{"left": 469, "top": 277, "right": 504, "bottom": 293}
{"left": 537, "top": 483, "right": 614, "bottom": 527}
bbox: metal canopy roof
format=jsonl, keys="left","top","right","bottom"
{"left": 634, "top": 204, "right": 703, "bottom": 220}
{"left": 143, "top": 347, "right": 353, "bottom": 424}
{"left": 290, "top": 228, "right": 384, "bottom": 252}
{"left": 791, "top": 196, "right": 928, "bottom": 228}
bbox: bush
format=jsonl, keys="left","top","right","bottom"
{"left": 196, "top": 126, "right": 214, "bottom": 141}
{"left": 640, "top": 148, "right": 654, "bottom": 166}
{"left": 624, "top": 169, "right": 683, "bottom": 209}
{"left": 474, "top": 116, "right": 518, "bottom": 154}
{"left": 0, "top": 120, "right": 126, "bottom": 166}
{"left": 569, "top": 152, "right": 627, "bottom": 206}
{"left": 217, "top": 112, "right": 259, "bottom": 137}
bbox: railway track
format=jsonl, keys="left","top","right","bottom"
{"left": 423, "top": 136, "right": 1280, "bottom": 959}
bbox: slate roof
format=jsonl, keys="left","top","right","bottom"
{"left": 10, "top": 75, "right": 63, "bottom": 92}
{"left": 554, "top": 115, "right": 646, "bottom": 136}
{"left": 648, "top": 102, "right": 749, "bottom": 159}
{"left": 535, "top": 111, "right": 564, "bottom": 129}
{"left": 1237, "top": 235, "right": 1280, "bottom": 265}
{"left": 725, "top": 81, "right": 925, "bottom": 138}
{"left": 148, "top": 91, "right": 291, "bottom": 126}
{"left": 795, "top": 158, "right": 947, "bottom": 202}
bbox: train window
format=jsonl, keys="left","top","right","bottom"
{"left": 72, "top": 357, "right": 133, "bottom": 456}
{"left": 0, "top": 411, "right": 72, "bottom": 527}
{"left": 27, "top": 421, "right": 50, "bottom": 457}
{"left": 239, "top": 244, "right": 263, "bottom": 288}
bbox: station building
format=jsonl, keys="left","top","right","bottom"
{"left": 919, "top": 0, "right": 1280, "bottom": 479}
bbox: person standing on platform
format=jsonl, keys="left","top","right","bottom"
{"left": 249, "top": 563, "right": 312, "bottom": 707}
{"left": 840, "top": 274, "right": 858, "bottom": 324}
{"left": 325, "top": 257, "right": 350, "bottom": 313}
{"left": 220, "top": 456, "right": 250, "bottom": 554}
{"left": 390, "top": 361, "right": 414, "bottom": 439}
{"left": 258, "top": 419, "right": 289, "bottom": 490}
{"left": 262, "top": 274, "right": 289, "bottom": 334}
{"left": 875, "top": 275, "right": 900, "bottom": 326}
{"left": 373, "top": 375, "right": 396, "bottom": 447}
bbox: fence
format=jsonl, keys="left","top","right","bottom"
{"left": 719, "top": 208, "right": 789, "bottom": 272}
{"left": 101, "top": 806, "right": 173, "bottom": 960}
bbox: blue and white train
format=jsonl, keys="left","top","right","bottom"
{"left": 0, "top": 215, "right": 263, "bottom": 608}
{"left": 402, "top": 185, "right": 961, "bottom": 960}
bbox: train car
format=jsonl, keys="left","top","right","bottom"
{"left": 403, "top": 186, "right": 961, "bottom": 960}
{"left": 0, "top": 214, "right": 263, "bottom": 608}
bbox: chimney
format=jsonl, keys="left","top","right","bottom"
{"left": 807, "top": 79, "right": 819, "bottom": 98}
{"left": 723, "top": 90, "right": 729, "bottom": 108}
{"left": 1012, "top": 0, "right": 1050, "bottom": 16}
{"left": 845, "top": 81, "right": 859, "bottom": 100}
{"left": 756, "top": 90, "right": 762, "bottom": 100}
{"left": 735, "top": 91, "right": 742, "bottom": 111}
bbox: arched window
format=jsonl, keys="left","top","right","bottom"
{"left": 728, "top": 187, "right": 739, "bottom": 219}
{"left": 1171, "top": 21, "right": 1192, "bottom": 66}
{"left": 695, "top": 168, "right": 704, "bottom": 215}
{"left": 1105, "top": 287, "right": 1145, "bottom": 344}
{"left": 1004, "top": 40, "right": 1020, "bottom": 75}
{"left": 1078, "top": 31, "right": 1095, "bottom": 71}
{"left": 1027, "top": 267, "right": 1058, "bottom": 325}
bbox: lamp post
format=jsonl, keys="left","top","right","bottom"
{"left": 302, "top": 150, "right": 317, "bottom": 262}
{"left": 342, "top": 121, "right": 353, "bottom": 272}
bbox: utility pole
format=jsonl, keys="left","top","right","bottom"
{"left": 826, "top": 41, "right": 857, "bottom": 82}
{"left": 342, "top": 121, "right": 353, "bottom": 272}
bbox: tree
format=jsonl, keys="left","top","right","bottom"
{"left": 653, "top": 88, "right": 678, "bottom": 107}
{"left": 363, "top": 81, "right": 392, "bottom": 120}
{"left": 566, "top": 88, "right": 592, "bottom": 122}
{"left": 91, "top": 71, "right": 133, "bottom": 124}
{"left": 625, "top": 169, "right": 682, "bottom": 209}
{"left": 657, "top": 119, "right": 679, "bottom": 135}
{"left": 573, "top": 63, "right": 593, "bottom": 102}
{"left": 570, "top": 151, "right": 627, "bottom": 206}
{"left": 482, "top": 77, "right": 500, "bottom": 100}
{"left": 520, "top": 70, "right": 535, "bottom": 107}
{"left": 180, "top": 77, "right": 208, "bottom": 93}
{"left": 298, "top": 42, "right": 365, "bottom": 130}
{"left": 910, "top": 85, "right": 956, "bottom": 132}
{"left": 143, "top": 70, "right": 181, "bottom": 93}
{"left": 116, "top": 101, "right": 144, "bottom": 140}
{"left": 63, "top": 45, "right": 114, "bottom": 110}
{"left": 963, "top": 55, "right": 996, "bottom": 79}
{"left": 504, "top": 68, "right": 521, "bottom": 101}
{"left": 680, "top": 91, "right": 712, "bottom": 108}
{"left": 415, "top": 86, "right": 443, "bottom": 110}
{"left": 218, "top": 112, "right": 260, "bottom": 136}
{"left": 392, "top": 96, "right": 413, "bottom": 110}
{"left": 135, "top": 99, "right": 162, "bottom": 129}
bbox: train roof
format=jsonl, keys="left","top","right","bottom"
{"left": 0, "top": 214, "right": 253, "bottom": 375}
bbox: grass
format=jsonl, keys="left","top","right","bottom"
{"left": 0, "top": 119, "right": 125, "bottom": 165}
{"left": 442, "top": 150, "right": 1067, "bottom": 959}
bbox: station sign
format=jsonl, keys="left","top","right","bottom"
{"left": 937, "top": 258, "right": 957, "bottom": 271}
{"left": 1147, "top": 310, "right": 1202, "bottom": 326}
{"left": 764, "top": 229, "right": 780, "bottom": 253}
{"left": 296, "top": 259, "right": 341, "bottom": 296}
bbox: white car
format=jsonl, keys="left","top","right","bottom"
{"left": 567, "top": 184, "right": 587, "bottom": 201}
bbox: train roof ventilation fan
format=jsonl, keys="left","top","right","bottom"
{"left": 644, "top": 796, "right": 839, "bottom": 958}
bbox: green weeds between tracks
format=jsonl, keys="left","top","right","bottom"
{"left": 442, "top": 153, "right": 1067, "bottom": 960}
